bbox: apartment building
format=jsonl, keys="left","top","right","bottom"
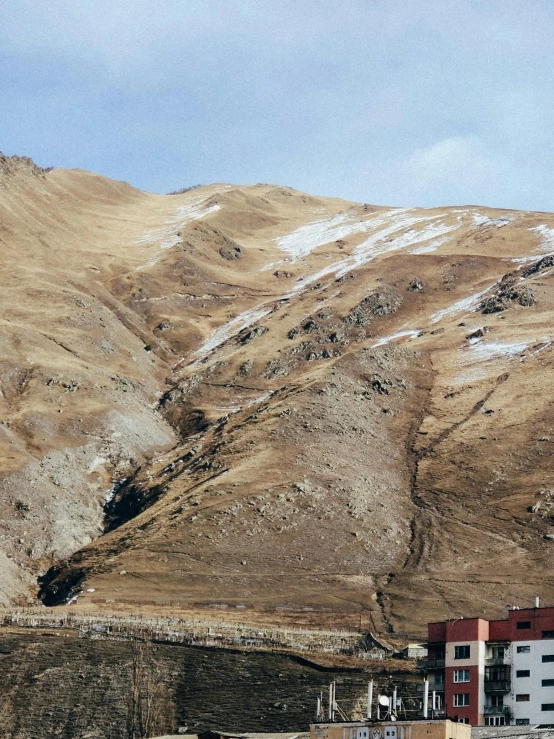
{"left": 425, "top": 604, "right": 554, "bottom": 726}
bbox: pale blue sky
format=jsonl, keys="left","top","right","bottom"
{"left": 2, "top": 0, "right": 554, "bottom": 210}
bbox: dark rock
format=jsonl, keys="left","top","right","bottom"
{"left": 238, "top": 359, "right": 254, "bottom": 376}
{"left": 344, "top": 288, "right": 402, "bottom": 327}
{"left": 522, "top": 254, "right": 554, "bottom": 277}
{"left": 239, "top": 326, "right": 268, "bottom": 344}
{"left": 155, "top": 321, "right": 174, "bottom": 332}
{"left": 369, "top": 374, "right": 393, "bottom": 395}
{"left": 466, "top": 327, "right": 489, "bottom": 341}
{"left": 480, "top": 275, "right": 536, "bottom": 313}
{"left": 408, "top": 278, "right": 424, "bottom": 292}
{"left": 219, "top": 245, "right": 242, "bottom": 260}
{"left": 302, "top": 320, "right": 318, "bottom": 334}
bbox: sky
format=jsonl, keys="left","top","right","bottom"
{"left": 2, "top": 0, "right": 554, "bottom": 210}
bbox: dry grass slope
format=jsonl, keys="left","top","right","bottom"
{"left": 2, "top": 154, "right": 554, "bottom": 637}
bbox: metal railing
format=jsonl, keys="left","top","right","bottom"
{"left": 484, "top": 705, "right": 511, "bottom": 716}
{"left": 419, "top": 658, "right": 445, "bottom": 669}
{"left": 485, "top": 657, "right": 512, "bottom": 666}
{"left": 417, "top": 682, "right": 445, "bottom": 693}
{"left": 484, "top": 680, "right": 511, "bottom": 692}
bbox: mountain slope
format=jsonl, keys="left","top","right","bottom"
{"left": 2, "top": 155, "right": 554, "bottom": 636}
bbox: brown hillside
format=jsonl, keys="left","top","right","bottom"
{"left": 2, "top": 154, "right": 554, "bottom": 636}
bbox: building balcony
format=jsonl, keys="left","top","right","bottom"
{"left": 417, "top": 682, "right": 445, "bottom": 694}
{"left": 419, "top": 658, "right": 445, "bottom": 669}
{"left": 485, "top": 657, "right": 512, "bottom": 666}
{"left": 430, "top": 709, "right": 446, "bottom": 718}
{"left": 484, "top": 680, "right": 511, "bottom": 693}
{"left": 484, "top": 706, "right": 511, "bottom": 717}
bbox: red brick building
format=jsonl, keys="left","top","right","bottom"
{"left": 425, "top": 605, "right": 554, "bottom": 726}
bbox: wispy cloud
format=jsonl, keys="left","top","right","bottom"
{"left": 2, "top": 0, "right": 554, "bottom": 210}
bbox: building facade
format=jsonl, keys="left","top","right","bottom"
{"left": 425, "top": 606, "right": 554, "bottom": 726}
{"left": 311, "top": 719, "right": 470, "bottom": 739}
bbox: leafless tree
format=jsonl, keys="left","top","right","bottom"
{"left": 126, "top": 638, "right": 174, "bottom": 739}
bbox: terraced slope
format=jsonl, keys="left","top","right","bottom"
{"left": 2, "top": 154, "right": 554, "bottom": 636}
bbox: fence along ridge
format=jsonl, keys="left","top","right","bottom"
{"left": 0, "top": 609, "right": 388, "bottom": 656}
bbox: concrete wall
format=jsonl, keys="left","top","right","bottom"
{"left": 509, "top": 638, "right": 554, "bottom": 724}
{"left": 445, "top": 640, "right": 485, "bottom": 725}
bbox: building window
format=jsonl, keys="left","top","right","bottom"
{"left": 455, "top": 645, "right": 470, "bottom": 659}
{"left": 543, "top": 679, "right": 554, "bottom": 687}
{"left": 542, "top": 704, "right": 554, "bottom": 711}
{"left": 454, "top": 669, "right": 470, "bottom": 683}
{"left": 458, "top": 718, "right": 470, "bottom": 725}
{"left": 516, "top": 670, "right": 531, "bottom": 677}
{"left": 516, "top": 695, "right": 530, "bottom": 702}
{"left": 454, "top": 693, "right": 470, "bottom": 706}
{"left": 516, "top": 720, "right": 530, "bottom": 726}
{"left": 543, "top": 655, "right": 554, "bottom": 663}
{"left": 485, "top": 717, "right": 505, "bottom": 727}
{"left": 492, "top": 646, "right": 505, "bottom": 659}
{"left": 485, "top": 665, "right": 510, "bottom": 682}
{"left": 517, "top": 645, "right": 531, "bottom": 653}
{"left": 517, "top": 621, "right": 532, "bottom": 630}
{"left": 543, "top": 631, "right": 554, "bottom": 639}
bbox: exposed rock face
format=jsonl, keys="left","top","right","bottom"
{"left": 480, "top": 273, "right": 536, "bottom": 313}
{"left": 0, "top": 153, "right": 46, "bottom": 186}
{"left": 1, "top": 156, "right": 554, "bottom": 637}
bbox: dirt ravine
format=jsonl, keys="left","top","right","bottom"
{"left": 2, "top": 153, "right": 554, "bottom": 636}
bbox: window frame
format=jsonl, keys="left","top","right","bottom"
{"left": 454, "top": 669, "right": 470, "bottom": 683}
{"left": 517, "top": 645, "right": 531, "bottom": 653}
{"left": 516, "top": 695, "right": 530, "bottom": 702}
{"left": 454, "top": 645, "right": 471, "bottom": 660}
{"left": 517, "top": 621, "right": 532, "bottom": 630}
{"left": 516, "top": 670, "right": 531, "bottom": 678}
{"left": 454, "top": 693, "right": 470, "bottom": 707}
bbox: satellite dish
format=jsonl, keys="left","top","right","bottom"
{"left": 379, "top": 696, "right": 390, "bottom": 707}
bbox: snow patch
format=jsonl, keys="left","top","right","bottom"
{"left": 372, "top": 330, "right": 421, "bottom": 348}
{"left": 191, "top": 211, "right": 464, "bottom": 368}
{"left": 530, "top": 225, "right": 554, "bottom": 252}
{"left": 135, "top": 197, "right": 221, "bottom": 269}
{"left": 247, "top": 392, "right": 272, "bottom": 407}
{"left": 430, "top": 282, "right": 498, "bottom": 324}
{"left": 191, "top": 306, "right": 272, "bottom": 365}
{"left": 275, "top": 211, "right": 372, "bottom": 261}
{"left": 469, "top": 341, "right": 528, "bottom": 362}
{"left": 104, "top": 485, "right": 117, "bottom": 504}
{"left": 88, "top": 456, "right": 109, "bottom": 474}
{"left": 409, "top": 236, "right": 450, "bottom": 254}
{"left": 472, "top": 214, "right": 512, "bottom": 229}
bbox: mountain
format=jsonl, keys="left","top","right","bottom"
{"left": 2, "top": 153, "right": 554, "bottom": 638}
